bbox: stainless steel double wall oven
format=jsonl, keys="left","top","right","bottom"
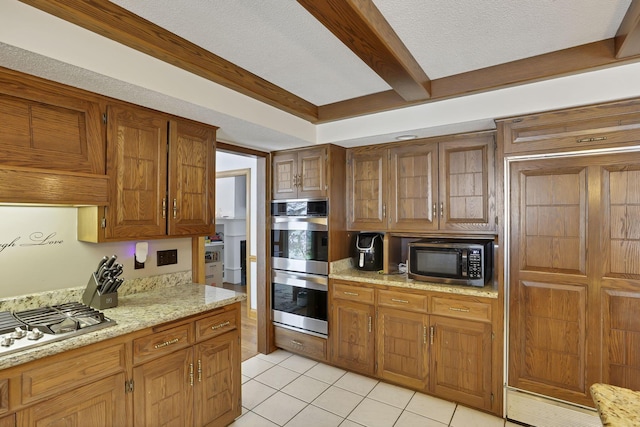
{"left": 271, "top": 199, "right": 329, "bottom": 337}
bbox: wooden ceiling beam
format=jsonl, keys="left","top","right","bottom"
{"left": 616, "top": 0, "right": 640, "bottom": 58}
{"left": 319, "top": 39, "right": 640, "bottom": 122}
{"left": 18, "top": 0, "right": 319, "bottom": 122}
{"left": 297, "top": 0, "right": 431, "bottom": 102}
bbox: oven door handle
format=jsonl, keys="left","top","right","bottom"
{"left": 272, "top": 271, "right": 328, "bottom": 291}
{"left": 272, "top": 217, "right": 328, "bottom": 231}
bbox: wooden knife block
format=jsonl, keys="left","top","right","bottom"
{"left": 82, "top": 273, "right": 118, "bottom": 309}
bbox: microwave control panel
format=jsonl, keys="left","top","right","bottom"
{"left": 468, "top": 249, "right": 482, "bottom": 279}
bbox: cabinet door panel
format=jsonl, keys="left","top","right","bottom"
{"left": 347, "top": 149, "right": 387, "bottom": 230}
{"left": 169, "top": 119, "right": 216, "bottom": 236}
{"left": 298, "top": 147, "right": 326, "bottom": 199}
{"left": 430, "top": 316, "right": 491, "bottom": 411}
{"left": 106, "top": 105, "right": 168, "bottom": 239}
{"left": 0, "top": 73, "right": 104, "bottom": 175}
{"left": 508, "top": 280, "right": 589, "bottom": 404}
{"left": 439, "top": 135, "right": 495, "bottom": 232}
{"left": 377, "top": 308, "right": 428, "bottom": 390}
{"left": 511, "top": 160, "right": 587, "bottom": 275}
{"left": 133, "top": 348, "right": 193, "bottom": 427}
{"left": 388, "top": 143, "right": 438, "bottom": 231}
{"left": 330, "top": 300, "right": 375, "bottom": 374}
{"left": 18, "top": 373, "right": 127, "bottom": 427}
{"left": 273, "top": 153, "right": 297, "bottom": 200}
{"left": 195, "top": 332, "right": 241, "bottom": 427}
{"left": 602, "top": 289, "right": 640, "bottom": 390}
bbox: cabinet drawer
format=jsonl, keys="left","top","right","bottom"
{"left": 275, "top": 326, "right": 327, "bottom": 361}
{"left": 0, "top": 379, "right": 7, "bottom": 415}
{"left": 332, "top": 282, "right": 375, "bottom": 304}
{"left": 378, "top": 289, "right": 428, "bottom": 312}
{"left": 21, "top": 343, "right": 125, "bottom": 404}
{"left": 431, "top": 297, "right": 492, "bottom": 322}
{"left": 196, "top": 308, "right": 238, "bottom": 342}
{"left": 133, "top": 324, "right": 192, "bottom": 364}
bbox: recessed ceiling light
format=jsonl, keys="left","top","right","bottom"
{"left": 395, "top": 134, "right": 417, "bottom": 141}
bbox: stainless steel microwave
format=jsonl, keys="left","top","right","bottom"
{"left": 407, "top": 239, "right": 493, "bottom": 287}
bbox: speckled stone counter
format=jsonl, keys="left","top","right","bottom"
{"left": 591, "top": 383, "right": 640, "bottom": 426}
{"left": 0, "top": 272, "right": 245, "bottom": 370}
{"left": 329, "top": 258, "right": 498, "bottom": 299}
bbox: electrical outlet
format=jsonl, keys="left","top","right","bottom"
{"left": 134, "top": 259, "right": 145, "bottom": 269}
{"left": 157, "top": 249, "right": 178, "bottom": 266}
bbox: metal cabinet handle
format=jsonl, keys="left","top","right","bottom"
{"left": 162, "top": 198, "right": 167, "bottom": 219}
{"left": 448, "top": 306, "right": 471, "bottom": 313}
{"left": 576, "top": 136, "right": 607, "bottom": 143}
{"left": 423, "top": 326, "right": 427, "bottom": 344}
{"left": 439, "top": 202, "right": 444, "bottom": 218}
{"left": 433, "top": 203, "right": 436, "bottom": 217}
{"left": 383, "top": 204, "right": 386, "bottom": 218}
{"left": 343, "top": 291, "right": 359, "bottom": 296}
{"left": 154, "top": 337, "right": 179, "bottom": 349}
{"left": 173, "top": 198, "right": 178, "bottom": 219}
{"left": 429, "top": 325, "right": 434, "bottom": 345}
{"left": 368, "top": 316, "right": 372, "bottom": 333}
{"left": 198, "top": 359, "right": 202, "bottom": 383}
{"left": 211, "top": 320, "right": 231, "bottom": 330}
{"left": 391, "top": 298, "right": 409, "bottom": 304}
{"left": 189, "top": 362, "right": 194, "bottom": 386}
{"left": 291, "top": 340, "right": 303, "bottom": 346}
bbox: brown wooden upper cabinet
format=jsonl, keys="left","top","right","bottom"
{"left": 272, "top": 147, "right": 326, "bottom": 200}
{"left": 347, "top": 131, "right": 496, "bottom": 233}
{"left": 0, "top": 67, "right": 108, "bottom": 205}
{"left": 78, "top": 104, "right": 216, "bottom": 242}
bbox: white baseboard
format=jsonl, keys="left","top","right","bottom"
{"left": 506, "top": 389, "right": 600, "bottom": 427}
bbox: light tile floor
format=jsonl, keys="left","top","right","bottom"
{"left": 231, "top": 350, "right": 522, "bottom": 427}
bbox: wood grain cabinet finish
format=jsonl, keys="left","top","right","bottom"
{"left": 133, "top": 303, "right": 241, "bottom": 427}
{"left": 508, "top": 151, "right": 640, "bottom": 407}
{"left": 498, "top": 98, "right": 640, "bottom": 155}
{"left": 78, "top": 105, "right": 217, "bottom": 241}
{"left": 18, "top": 373, "right": 127, "bottom": 427}
{"left": 330, "top": 282, "right": 376, "bottom": 375}
{"left": 0, "top": 68, "right": 108, "bottom": 205}
{"left": 272, "top": 147, "right": 326, "bottom": 200}
{"left": 429, "top": 315, "right": 492, "bottom": 410}
{"left": 274, "top": 326, "right": 327, "bottom": 361}
{"left": 347, "top": 131, "right": 495, "bottom": 233}
{"left": 328, "top": 280, "right": 497, "bottom": 413}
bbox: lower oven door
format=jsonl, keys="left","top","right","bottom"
{"left": 272, "top": 269, "right": 328, "bottom": 337}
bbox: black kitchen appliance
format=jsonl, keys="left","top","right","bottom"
{"left": 354, "top": 232, "right": 383, "bottom": 271}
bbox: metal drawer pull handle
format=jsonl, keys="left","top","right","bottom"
{"left": 429, "top": 325, "right": 434, "bottom": 345}
{"left": 423, "top": 326, "right": 427, "bottom": 344}
{"left": 154, "top": 337, "right": 179, "bottom": 349}
{"left": 162, "top": 198, "right": 167, "bottom": 219}
{"left": 391, "top": 298, "right": 409, "bottom": 304}
{"left": 173, "top": 199, "right": 178, "bottom": 219}
{"left": 577, "top": 136, "right": 607, "bottom": 143}
{"left": 448, "top": 306, "right": 471, "bottom": 313}
{"left": 368, "top": 316, "right": 372, "bottom": 333}
{"left": 198, "top": 359, "right": 202, "bottom": 382}
{"left": 189, "top": 363, "right": 194, "bottom": 386}
{"left": 211, "top": 320, "right": 231, "bottom": 330}
{"left": 343, "top": 291, "right": 359, "bottom": 296}
{"left": 291, "top": 340, "right": 303, "bottom": 346}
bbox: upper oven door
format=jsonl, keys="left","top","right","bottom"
{"left": 271, "top": 217, "right": 328, "bottom": 275}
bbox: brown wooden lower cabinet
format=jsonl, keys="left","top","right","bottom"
{"left": 17, "top": 373, "right": 127, "bottom": 427}
{"left": 322, "top": 280, "right": 498, "bottom": 414}
{"left": 430, "top": 315, "right": 492, "bottom": 410}
{"left": 0, "top": 302, "right": 241, "bottom": 427}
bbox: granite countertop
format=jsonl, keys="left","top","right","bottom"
{"left": 591, "top": 383, "right": 640, "bottom": 426}
{"left": 330, "top": 258, "right": 498, "bottom": 299}
{"left": 0, "top": 279, "right": 245, "bottom": 370}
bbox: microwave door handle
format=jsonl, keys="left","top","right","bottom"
{"left": 461, "top": 249, "right": 468, "bottom": 277}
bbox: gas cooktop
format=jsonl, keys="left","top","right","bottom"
{"left": 0, "top": 302, "right": 116, "bottom": 356}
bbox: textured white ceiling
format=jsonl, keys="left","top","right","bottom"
{"left": 109, "top": 0, "right": 390, "bottom": 106}
{"left": 112, "top": 0, "right": 632, "bottom": 102}
{"left": 373, "top": 0, "right": 631, "bottom": 79}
